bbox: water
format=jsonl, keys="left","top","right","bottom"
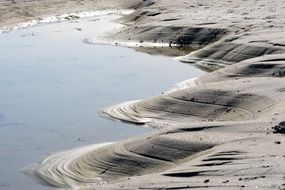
{"left": 0, "top": 13, "right": 204, "bottom": 190}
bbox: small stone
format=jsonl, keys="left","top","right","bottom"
{"left": 204, "top": 179, "right": 210, "bottom": 183}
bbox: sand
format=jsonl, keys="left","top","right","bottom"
{"left": 1, "top": 0, "right": 285, "bottom": 189}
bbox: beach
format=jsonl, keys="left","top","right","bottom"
{"left": 1, "top": 0, "right": 285, "bottom": 189}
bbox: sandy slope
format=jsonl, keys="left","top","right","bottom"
{"left": 99, "top": 54, "right": 285, "bottom": 189}
{"left": 110, "top": 0, "right": 285, "bottom": 70}
{"left": 1, "top": 0, "right": 285, "bottom": 189}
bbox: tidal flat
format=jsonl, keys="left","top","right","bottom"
{"left": 0, "top": 12, "right": 203, "bottom": 190}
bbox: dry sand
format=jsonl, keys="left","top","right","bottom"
{"left": 1, "top": 0, "right": 285, "bottom": 189}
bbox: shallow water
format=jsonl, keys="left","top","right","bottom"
{"left": 0, "top": 13, "right": 204, "bottom": 189}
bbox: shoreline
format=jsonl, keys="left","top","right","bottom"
{"left": 1, "top": 0, "right": 285, "bottom": 189}
{"left": 0, "top": 9, "right": 133, "bottom": 34}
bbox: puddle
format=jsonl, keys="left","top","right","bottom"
{"left": 0, "top": 12, "right": 204, "bottom": 189}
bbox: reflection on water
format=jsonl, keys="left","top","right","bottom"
{"left": 134, "top": 46, "right": 197, "bottom": 57}
{"left": 0, "top": 13, "right": 204, "bottom": 190}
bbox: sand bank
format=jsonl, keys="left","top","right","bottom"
{"left": 1, "top": 0, "right": 285, "bottom": 189}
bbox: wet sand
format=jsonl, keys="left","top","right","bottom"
{"left": 1, "top": 0, "right": 285, "bottom": 189}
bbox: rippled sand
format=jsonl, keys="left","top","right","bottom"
{"left": 32, "top": 143, "right": 114, "bottom": 188}
{"left": 34, "top": 55, "right": 285, "bottom": 189}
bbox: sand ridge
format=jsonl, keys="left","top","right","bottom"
{"left": 111, "top": 0, "right": 285, "bottom": 71}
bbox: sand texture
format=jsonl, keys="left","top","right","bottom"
{"left": 1, "top": 0, "right": 285, "bottom": 189}
{"left": 109, "top": 0, "right": 285, "bottom": 70}
{"left": 34, "top": 56, "right": 285, "bottom": 188}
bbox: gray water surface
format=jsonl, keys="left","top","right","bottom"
{"left": 0, "top": 14, "right": 204, "bottom": 190}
